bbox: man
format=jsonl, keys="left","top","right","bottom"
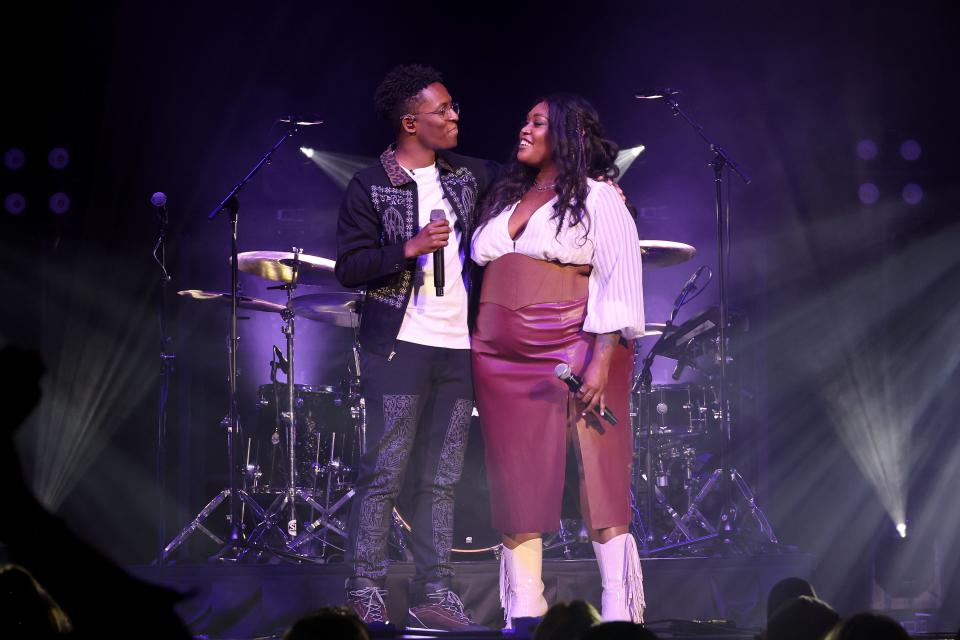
{"left": 335, "top": 64, "right": 497, "bottom": 631}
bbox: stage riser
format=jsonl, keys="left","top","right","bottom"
{"left": 132, "top": 555, "right": 813, "bottom": 638}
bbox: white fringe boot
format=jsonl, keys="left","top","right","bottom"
{"left": 499, "top": 538, "right": 548, "bottom": 629}
{"left": 592, "top": 533, "right": 645, "bottom": 622}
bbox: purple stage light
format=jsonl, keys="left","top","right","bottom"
{"left": 4, "top": 148, "right": 25, "bottom": 170}
{"left": 856, "top": 139, "right": 878, "bottom": 160}
{"left": 901, "top": 183, "right": 923, "bottom": 205}
{"left": 899, "top": 139, "right": 921, "bottom": 161}
{"left": 858, "top": 183, "right": 880, "bottom": 205}
{"left": 49, "top": 192, "right": 70, "bottom": 214}
{"left": 5, "top": 193, "right": 26, "bottom": 215}
{"left": 48, "top": 147, "right": 70, "bottom": 169}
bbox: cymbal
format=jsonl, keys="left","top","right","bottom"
{"left": 235, "top": 251, "right": 337, "bottom": 286}
{"left": 639, "top": 240, "right": 696, "bottom": 268}
{"left": 177, "top": 289, "right": 286, "bottom": 314}
{"left": 292, "top": 292, "right": 362, "bottom": 327}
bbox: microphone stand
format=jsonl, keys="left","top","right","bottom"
{"left": 207, "top": 124, "right": 301, "bottom": 554}
{"left": 161, "top": 124, "right": 304, "bottom": 564}
{"left": 648, "top": 92, "right": 751, "bottom": 540}
{"left": 153, "top": 199, "right": 174, "bottom": 568}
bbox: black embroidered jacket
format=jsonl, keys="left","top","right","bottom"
{"left": 334, "top": 145, "right": 499, "bottom": 356}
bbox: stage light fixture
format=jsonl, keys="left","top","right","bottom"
{"left": 615, "top": 144, "right": 646, "bottom": 177}
{"left": 48, "top": 147, "right": 69, "bottom": 169}
{"left": 856, "top": 138, "right": 878, "bottom": 160}
{"left": 4, "top": 148, "right": 25, "bottom": 170}
{"left": 858, "top": 182, "right": 880, "bottom": 204}
{"left": 49, "top": 192, "right": 70, "bottom": 215}
{"left": 5, "top": 192, "right": 26, "bottom": 215}
{"left": 899, "top": 139, "right": 921, "bottom": 162}
{"left": 901, "top": 183, "right": 923, "bottom": 206}
{"left": 896, "top": 522, "right": 907, "bottom": 538}
{"left": 304, "top": 150, "right": 377, "bottom": 189}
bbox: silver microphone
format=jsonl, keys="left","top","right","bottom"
{"left": 554, "top": 363, "right": 618, "bottom": 425}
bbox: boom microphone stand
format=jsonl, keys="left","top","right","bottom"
{"left": 636, "top": 88, "right": 752, "bottom": 541}
{"left": 161, "top": 119, "right": 315, "bottom": 562}
{"left": 151, "top": 192, "right": 175, "bottom": 567}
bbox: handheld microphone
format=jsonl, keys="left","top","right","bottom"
{"left": 635, "top": 88, "right": 680, "bottom": 100}
{"left": 150, "top": 192, "right": 168, "bottom": 222}
{"left": 430, "top": 209, "right": 446, "bottom": 296}
{"left": 554, "top": 363, "right": 618, "bottom": 425}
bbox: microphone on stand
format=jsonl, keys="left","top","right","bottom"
{"left": 554, "top": 363, "right": 618, "bottom": 425}
{"left": 674, "top": 265, "right": 707, "bottom": 306}
{"left": 430, "top": 209, "right": 446, "bottom": 296}
{"left": 273, "top": 345, "right": 289, "bottom": 374}
{"left": 151, "top": 192, "right": 168, "bottom": 222}
{"left": 277, "top": 115, "right": 324, "bottom": 126}
{"left": 634, "top": 88, "right": 681, "bottom": 100}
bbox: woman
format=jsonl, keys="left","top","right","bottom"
{"left": 471, "top": 94, "right": 645, "bottom": 626}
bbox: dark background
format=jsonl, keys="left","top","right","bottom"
{"left": 2, "top": 0, "right": 958, "bottom": 628}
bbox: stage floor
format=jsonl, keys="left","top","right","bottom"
{"left": 132, "top": 553, "right": 815, "bottom": 639}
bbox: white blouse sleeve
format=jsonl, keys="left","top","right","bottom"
{"left": 583, "top": 181, "right": 646, "bottom": 339}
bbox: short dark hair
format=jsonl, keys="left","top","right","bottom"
{"left": 374, "top": 64, "right": 443, "bottom": 127}
{"left": 767, "top": 596, "right": 839, "bottom": 640}
{"left": 283, "top": 606, "right": 368, "bottom": 640}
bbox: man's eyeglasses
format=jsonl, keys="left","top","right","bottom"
{"left": 404, "top": 102, "right": 460, "bottom": 121}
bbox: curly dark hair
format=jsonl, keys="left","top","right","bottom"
{"left": 478, "top": 93, "right": 623, "bottom": 238}
{"left": 374, "top": 64, "right": 444, "bottom": 128}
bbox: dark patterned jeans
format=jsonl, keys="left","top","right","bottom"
{"left": 346, "top": 341, "right": 473, "bottom": 594}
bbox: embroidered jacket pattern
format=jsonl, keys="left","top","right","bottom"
{"left": 334, "top": 146, "right": 498, "bottom": 355}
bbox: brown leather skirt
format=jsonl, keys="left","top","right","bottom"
{"left": 471, "top": 253, "right": 632, "bottom": 534}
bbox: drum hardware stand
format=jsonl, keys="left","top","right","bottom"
{"left": 631, "top": 268, "right": 706, "bottom": 552}
{"left": 285, "top": 432, "right": 357, "bottom": 560}
{"left": 666, "top": 466, "right": 778, "bottom": 546}
{"left": 240, "top": 249, "right": 313, "bottom": 558}
{"left": 284, "top": 301, "right": 366, "bottom": 559}
{"left": 158, "top": 339, "right": 273, "bottom": 564}
{"left": 543, "top": 520, "right": 586, "bottom": 559}
{"left": 390, "top": 510, "right": 415, "bottom": 561}
{"left": 240, "top": 250, "right": 363, "bottom": 562}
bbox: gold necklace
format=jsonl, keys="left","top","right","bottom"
{"left": 533, "top": 179, "right": 556, "bottom": 192}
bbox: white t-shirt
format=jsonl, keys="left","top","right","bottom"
{"left": 396, "top": 163, "right": 471, "bottom": 349}
{"left": 471, "top": 179, "right": 645, "bottom": 339}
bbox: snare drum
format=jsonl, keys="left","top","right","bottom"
{"left": 254, "top": 383, "right": 357, "bottom": 493}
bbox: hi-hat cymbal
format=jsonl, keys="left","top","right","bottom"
{"left": 639, "top": 240, "right": 696, "bottom": 268}
{"left": 292, "top": 292, "right": 362, "bottom": 327}
{"left": 235, "top": 251, "right": 337, "bottom": 286}
{"left": 177, "top": 289, "right": 286, "bottom": 314}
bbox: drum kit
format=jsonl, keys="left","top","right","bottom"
{"left": 161, "top": 249, "right": 367, "bottom": 563}
{"left": 160, "top": 238, "right": 774, "bottom": 563}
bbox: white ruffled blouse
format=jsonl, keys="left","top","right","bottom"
{"left": 472, "top": 179, "right": 646, "bottom": 339}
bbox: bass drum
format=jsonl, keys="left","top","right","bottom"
{"left": 394, "top": 410, "right": 501, "bottom": 557}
